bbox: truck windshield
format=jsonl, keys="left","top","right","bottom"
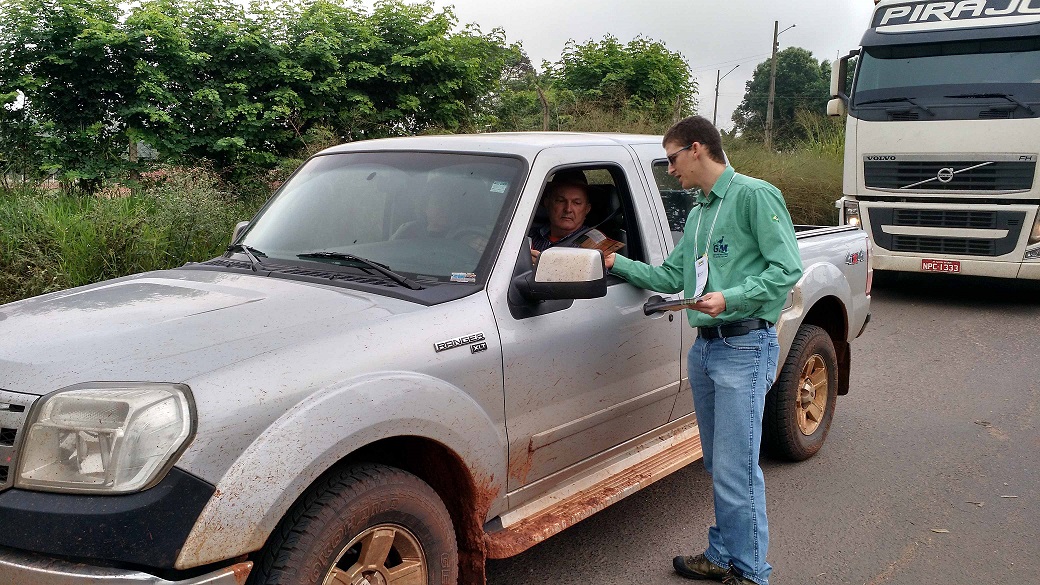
{"left": 241, "top": 152, "right": 524, "bottom": 282}
{"left": 853, "top": 36, "right": 1040, "bottom": 106}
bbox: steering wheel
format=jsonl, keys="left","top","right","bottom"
{"left": 448, "top": 226, "right": 490, "bottom": 250}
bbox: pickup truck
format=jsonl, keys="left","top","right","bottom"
{"left": 0, "top": 133, "right": 871, "bottom": 585}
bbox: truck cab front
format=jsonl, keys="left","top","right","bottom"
{"left": 831, "top": 0, "right": 1040, "bottom": 279}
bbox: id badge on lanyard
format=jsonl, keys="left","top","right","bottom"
{"left": 693, "top": 254, "right": 708, "bottom": 300}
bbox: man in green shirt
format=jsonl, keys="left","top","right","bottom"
{"left": 605, "top": 116, "right": 802, "bottom": 585}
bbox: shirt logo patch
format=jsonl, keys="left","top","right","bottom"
{"left": 712, "top": 236, "right": 729, "bottom": 258}
{"left": 772, "top": 214, "right": 780, "bottom": 222}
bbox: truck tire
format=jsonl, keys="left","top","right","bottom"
{"left": 251, "top": 463, "right": 457, "bottom": 585}
{"left": 763, "top": 324, "right": 838, "bottom": 461}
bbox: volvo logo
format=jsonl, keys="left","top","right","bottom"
{"left": 937, "top": 168, "right": 955, "bottom": 183}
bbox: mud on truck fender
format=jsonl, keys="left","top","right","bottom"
{"left": 177, "top": 373, "right": 506, "bottom": 585}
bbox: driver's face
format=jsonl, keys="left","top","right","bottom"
{"left": 546, "top": 185, "right": 591, "bottom": 237}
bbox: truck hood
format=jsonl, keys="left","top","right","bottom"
{"left": 0, "top": 269, "right": 420, "bottom": 395}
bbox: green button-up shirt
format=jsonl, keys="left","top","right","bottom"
{"left": 612, "top": 166, "right": 803, "bottom": 328}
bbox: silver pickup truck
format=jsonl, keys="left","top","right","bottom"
{"left": 0, "top": 133, "right": 870, "bottom": 585}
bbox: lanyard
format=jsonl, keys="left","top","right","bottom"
{"left": 692, "top": 173, "right": 734, "bottom": 257}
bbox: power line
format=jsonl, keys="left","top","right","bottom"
{"left": 689, "top": 53, "right": 771, "bottom": 75}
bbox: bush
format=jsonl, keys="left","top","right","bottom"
{"left": 0, "top": 167, "right": 266, "bottom": 304}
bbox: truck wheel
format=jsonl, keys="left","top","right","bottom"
{"left": 252, "top": 463, "right": 457, "bottom": 585}
{"left": 763, "top": 324, "right": 838, "bottom": 461}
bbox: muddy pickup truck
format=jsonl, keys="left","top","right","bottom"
{"left": 0, "top": 133, "right": 870, "bottom": 585}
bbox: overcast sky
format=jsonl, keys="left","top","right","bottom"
{"left": 360, "top": 0, "right": 878, "bottom": 131}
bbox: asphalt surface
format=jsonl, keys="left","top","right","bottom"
{"left": 487, "top": 272, "right": 1040, "bottom": 584}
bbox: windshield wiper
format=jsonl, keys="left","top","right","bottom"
{"left": 857, "top": 96, "right": 934, "bottom": 115}
{"left": 945, "top": 92, "right": 1035, "bottom": 114}
{"left": 226, "top": 243, "right": 266, "bottom": 273}
{"left": 297, "top": 251, "right": 423, "bottom": 290}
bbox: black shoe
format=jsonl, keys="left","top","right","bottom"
{"left": 672, "top": 554, "right": 729, "bottom": 581}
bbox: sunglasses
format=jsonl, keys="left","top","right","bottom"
{"left": 666, "top": 143, "right": 694, "bottom": 165}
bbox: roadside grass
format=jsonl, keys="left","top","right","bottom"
{"left": 725, "top": 138, "right": 843, "bottom": 226}
{"left": 0, "top": 167, "right": 266, "bottom": 304}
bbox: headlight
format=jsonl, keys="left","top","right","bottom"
{"left": 1029, "top": 211, "right": 1040, "bottom": 245}
{"left": 843, "top": 200, "right": 862, "bottom": 228}
{"left": 16, "top": 383, "right": 195, "bottom": 494}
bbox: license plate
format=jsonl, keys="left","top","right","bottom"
{"left": 921, "top": 258, "right": 960, "bottom": 273}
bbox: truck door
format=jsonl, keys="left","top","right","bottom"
{"left": 631, "top": 143, "right": 699, "bottom": 421}
{"left": 488, "top": 145, "right": 682, "bottom": 493}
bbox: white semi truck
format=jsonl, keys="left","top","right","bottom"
{"left": 830, "top": 0, "right": 1040, "bottom": 278}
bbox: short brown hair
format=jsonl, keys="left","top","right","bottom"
{"left": 663, "top": 116, "right": 726, "bottom": 164}
{"left": 544, "top": 180, "right": 589, "bottom": 203}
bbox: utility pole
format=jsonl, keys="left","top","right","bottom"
{"left": 713, "top": 65, "right": 739, "bottom": 127}
{"left": 765, "top": 21, "right": 794, "bottom": 150}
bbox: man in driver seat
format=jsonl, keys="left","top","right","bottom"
{"left": 530, "top": 173, "right": 594, "bottom": 263}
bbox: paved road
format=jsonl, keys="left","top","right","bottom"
{"left": 487, "top": 272, "right": 1040, "bottom": 584}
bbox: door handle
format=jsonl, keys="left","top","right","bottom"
{"left": 642, "top": 294, "right": 685, "bottom": 315}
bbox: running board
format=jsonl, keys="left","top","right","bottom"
{"left": 484, "top": 422, "right": 702, "bottom": 559}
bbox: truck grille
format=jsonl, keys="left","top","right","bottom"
{"left": 894, "top": 209, "right": 997, "bottom": 229}
{"left": 892, "top": 236, "right": 995, "bottom": 256}
{"left": 0, "top": 390, "right": 37, "bottom": 493}
{"left": 864, "top": 160, "right": 1035, "bottom": 191}
{"left": 868, "top": 208, "right": 1026, "bottom": 257}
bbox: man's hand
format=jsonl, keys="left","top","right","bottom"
{"left": 692, "top": 292, "right": 726, "bottom": 318}
{"left": 530, "top": 248, "right": 540, "bottom": 266}
{"left": 604, "top": 252, "right": 615, "bottom": 270}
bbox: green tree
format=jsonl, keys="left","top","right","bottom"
{"left": 281, "top": 0, "right": 380, "bottom": 141}
{"left": 0, "top": 0, "right": 524, "bottom": 184}
{"left": 0, "top": 104, "right": 44, "bottom": 185}
{"left": 732, "top": 47, "right": 829, "bottom": 146}
{"left": 549, "top": 35, "right": 695, "bottom": 121}
{"left": 491, "top": 35, "right": 696, "bottom": 133}
{"left": 0, "top": 0, "right": 139, "bottom": 192}
{"left": 485, "top": 44, "right": 552, "bottom": 131}
{"left": 357, "top": 0, "right": 510, "bottom": 136}
{"left": 125, "top": 0, "right": 301, "bottom": 179}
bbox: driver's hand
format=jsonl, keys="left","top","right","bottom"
{"left": 531, "top": 248, "right": 541, "bottom": 266}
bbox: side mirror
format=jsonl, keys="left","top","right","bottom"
{"left": 827, "top": 98, "right": 847, "bottom": 117}
{"left": 828, "top": 49, "right": 859, "bottom": 117}
{"left": 511, "top": 247, "right": 607, "bottom": 301}
{"left": 231, "top": 221, "right": 250, "bottom": 244}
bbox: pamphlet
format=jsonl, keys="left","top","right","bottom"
{"left": 573, "top": 228, "right": 625, "bottom": 254}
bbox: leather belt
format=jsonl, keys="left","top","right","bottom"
{"left": 698, "top": 318, "right": 773, "bottom": 340}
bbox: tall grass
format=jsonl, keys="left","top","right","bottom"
{"left": 0, "top": 167, "right": 266, "bottom": 304}
{"left": 722, "top": 139, "right": 843, "bottom": 226}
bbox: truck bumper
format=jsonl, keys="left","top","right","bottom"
{"left": 0, "top": 546, "right": 251, "bottom": 585}
{"left": 873, "top": 253, "right": 1033, "bottom": 278}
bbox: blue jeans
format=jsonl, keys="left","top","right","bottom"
{"left": 689, "top": 327, "right": 779, "bottom": 585}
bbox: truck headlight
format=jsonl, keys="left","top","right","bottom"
{"left": 1029, "top": 211, "right": 1040, "bottom": 245}
{"left": 843, "top": 200, "right": 862, "bottom": 228}
{"left": 16, "top": 383, "right": 195, "bottom": 494}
